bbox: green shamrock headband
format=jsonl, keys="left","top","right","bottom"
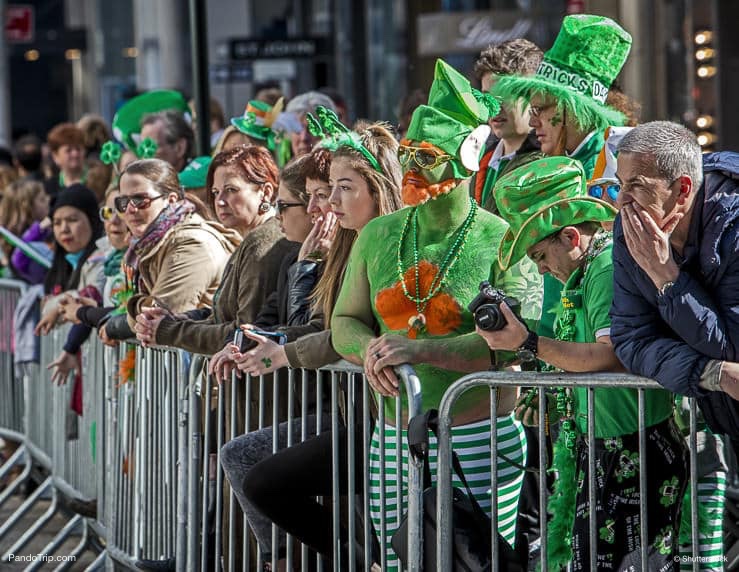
{"left": 100, "top": 138, "right": 158, "bottom": 177}
{"left": 306, "top": 106, "right": 383, "bottom": 174}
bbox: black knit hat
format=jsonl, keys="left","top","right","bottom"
{"left": 51, "top": 183, "right": 103, "bottom": 238}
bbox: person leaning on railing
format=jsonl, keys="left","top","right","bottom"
{"left": 478, "top": 156, "right": 687, "bottom": 571}
{"left": 226, "top": 117, "right": 403, "bottom": 569}
{"left": 329, "top": 61, "right": 540, "bottom": 570}
{"left": 610, "top": 121, "right": 739, "bottom": 570}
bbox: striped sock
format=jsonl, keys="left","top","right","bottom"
{"left": 368, "top": 415, "right": 527, "bottom": 571}
{"left": 679, "top": 471, "right": 726, "bottom": 571}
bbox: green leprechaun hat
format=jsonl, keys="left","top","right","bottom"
{"left": 492, "top": 14, "right": 632, "bottom": 132}
{"left": 112, "top": 90, "right": 190, "bottom": 152}
{"left": 230, "top": 98, "right": 284, "bottom": 151}
{"left": 495, "top": 156, "right": 617, "bottom": 270}
{"left": 178, "top": 156, "right": 212, "bottom": 189}
{"left": 405, "top": 59, "right": 499, "bottom": 177}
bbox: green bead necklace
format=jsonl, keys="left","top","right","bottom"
{"left": 396, "top": 197, "right": 478, "bottom": 335}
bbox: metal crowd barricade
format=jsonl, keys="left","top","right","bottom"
{"left": 188, "top": 358, "right": 423, "bottom": 572}
{"left": 104, "top": 341, "right": 188, "bottom": 569}
{"left": 435, "top": 371, "right": 704, "bottom": 572}
{"left": 0, "top": 278, "right": 26, "bottom": 443}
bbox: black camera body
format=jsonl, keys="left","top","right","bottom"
{"left": 468, "top": 281, "right": 522, "bottom": 331}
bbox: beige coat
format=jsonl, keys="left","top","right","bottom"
{"left": 126, "top": 213, "right": 241, "bottom": 328}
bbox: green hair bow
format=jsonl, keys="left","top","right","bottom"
{"left": 306, "top": 106, "right": 382, "bottom": 174}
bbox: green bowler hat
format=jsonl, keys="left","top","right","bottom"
{"left": 406, "top": 59, "right": 499, "bottom": 176}
{"left": 112, "top": 90, "right": 190, "bottom": 152}
{"left": 495, "top": 156, "right": 617, "bottom": 270}
{"left": 178, "top": 156, "right": 212, "bottom": 189}
{"left": 493, "top": 14, "right": 632, "bottom": 132}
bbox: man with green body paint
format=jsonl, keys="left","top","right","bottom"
{"left": 331, "top": 59, "right": 540, "bottom": 571}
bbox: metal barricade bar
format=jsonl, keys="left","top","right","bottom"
{"left": 436, "top": 372, "right": 702, "bottom": 572}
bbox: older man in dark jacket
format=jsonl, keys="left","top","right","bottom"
{"left": 611, "top": 122, "right": 739, "bottom": 417}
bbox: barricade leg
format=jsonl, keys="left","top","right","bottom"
{"left": 0, "top": 485, "right": 59, "bottom": 560}
{"left": 53, "top": 518, "right": 90, "bottom": 571}
{"left": 0, "top": 445, "right": 31, "bottom": 508}
{"left": 0, "top": 476, "right": 55, "bottom": 547}
{"left": 84, "top": 548, "right": 107, "bottom": 571}
{"left": 23, "top": 514, "right": 84, "bottom": 572}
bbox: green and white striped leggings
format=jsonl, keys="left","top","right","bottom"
{"left": 368, "top": 414, "right": 527, "bottom": 571}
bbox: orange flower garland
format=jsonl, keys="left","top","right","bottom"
{"left": 375, "top": 260, "right": 462, "bottom": 339}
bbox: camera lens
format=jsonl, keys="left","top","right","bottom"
{"left": 474, "top": 304, "right": 507, "bottom": 331}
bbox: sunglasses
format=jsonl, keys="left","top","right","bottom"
{"left": 114, "top": 193, "right": 165, "bottom": 213}
{"left": 587, "top": 179, "right": 620, "bottom": 201}
{"left": 397, "top": 145, "right": 453, "bottom": 170}
{"left": 275, "top": 199, "right": 305, "bottom": 214}
{"left": 99, "top": 206, "right": 120, "bottom": 222}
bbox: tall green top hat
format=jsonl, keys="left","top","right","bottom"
{"left": 492, "top": 14, "right": 632, "bottom": 132}
{"left": 405, "top": 59, "right": 500, "bottom": 178}
{"left": 112, "top": 90, "right": 190, "bottom": 152}
{"left": 230, "top": 98, "right": 284, "bottom": 151}
{"left": 495, "top": 156, "right": 617, "bottom": 270}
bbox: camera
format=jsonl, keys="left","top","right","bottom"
{"left": 467, "top": 281, "right": 522, "bottom": 331}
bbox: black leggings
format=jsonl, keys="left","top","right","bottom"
{"left": 241, "top": 424, "right": 367, "bottom": 559}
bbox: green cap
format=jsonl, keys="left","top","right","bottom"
{"left": 406, "top": 59, "right": 499, "bottom": 177}
{"left": 495, "top": 156, "right": 617, "bottom": 270}
{"left": 492, "top": 14, "right": 632, "bottom": 132}
{"left": 112, "top": 90, "right": 190, "bottom": 152}
{"left": 230, "top": 98, "right": 284, "bottom": 151}
{"left": 178, "top": 156, "right": 212, "bottom": 189}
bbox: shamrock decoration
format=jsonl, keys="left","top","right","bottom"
{"left": 614, "top": 450, "right": 639, "bottom": 483}
{"left": 658, "top": 476, "right": 679, "bottom": 507}
{"left": 241, "top": 112, "right": 257, "bottom": 127}
{"left": 100, "top": 141, "right": 122, "bottom": 166}
{"left": 599, "top": 519, "right": 616, "bottom": 544}
{"left": 305, "top": 106, "right": 383, "bottom": 173}
{"left": 136, "top": 137, "right": 158, "bottom": 159}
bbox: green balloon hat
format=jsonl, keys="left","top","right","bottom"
{"left": 112, "top": 89, "right": 190, "bottom": 153}
{"left": 492, "top": 14, "right": 632, "bottom": 132}
{"left": 495, "top": 156, "right": 617, "bottom": 270}
{"left": 178, "top": 156, "right": 213, "bottom": 189}
{"left": 405, "top": 59, "right": 500, "bottom": 178}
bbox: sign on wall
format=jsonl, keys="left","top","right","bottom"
{"left": 417, "top": 11, "right": 533, "bottom": 56}
{"left": 6, "top": 4, "right": 34, "bottom": 43}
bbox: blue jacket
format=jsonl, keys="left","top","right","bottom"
{"left": 611, "top": 151, "right": 739, "bottom": 398}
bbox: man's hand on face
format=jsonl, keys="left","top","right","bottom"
{"left": 621, "top": 203, "right": 681, "bottom": 290}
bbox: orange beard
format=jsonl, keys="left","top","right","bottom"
{"left": 402, "top": 171, "right": 457, "bottom": 206}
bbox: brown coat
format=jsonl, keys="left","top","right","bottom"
{"left": 126, "top": 213, "right": 241, "bottom": 329}
{"left": 156, "top": 217, "right": 299, "bottom": 355}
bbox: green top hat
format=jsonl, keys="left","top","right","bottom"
{"left": 406, "top": 59, "right": 499, "bottom": 177}
{"left": 179, "top": 156, "right": 212, "bottom": 189}
{"left": 492, "top": 14, "right": 632, "bottom": 132}
{"left": 230, "top": 98, "right": 284, "bottom": 151}
{"left": 112, "top": 90, "right": 190, "bottom": 152}
{"left": 495, "top": 156, "right": 617, "bottom": 270}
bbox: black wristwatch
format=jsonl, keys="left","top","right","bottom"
{"left": 516, "top": 330, "right": 539, "bottom": 363}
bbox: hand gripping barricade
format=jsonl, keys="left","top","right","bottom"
{"left": 435, "top": 372, "right": 706, "bottom": 572}
{"left": 187, "top": 358, "right": 424, "bottom": 572}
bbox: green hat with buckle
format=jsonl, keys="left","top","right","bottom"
{"left": 178, "top": 156, "right": 212, "bottom": 189}
{"left": 495, "top": 156, "right": 617, "bottom": 270}
{"left": 112, "top": 89, "right": 190, "bottom": 152}
{"left": 492, "top": 14, "right": 632, "bottom": 132}
{"left": 405, "top": 59, "right": 499, "bottom": 178}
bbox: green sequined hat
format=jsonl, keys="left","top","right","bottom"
{"left": 112, "top": 90, "right": 190, "bottom": 152}
{"left": 406, "top": 59, "right": 500, "bottom": 177}
{"left": 492, "top": 14, "right": 632, "bottom": 132}
{"left": 230, "top": 98, "right": 284, "bottom": 151}
{"left": 495, "top": 156, "right": 617, "bottom": 270}
{"left": 178, "top": 156, "right": 212, "bottom": 189}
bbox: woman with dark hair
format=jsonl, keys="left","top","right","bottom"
{"left": 218, "top": 118, "right": 403, "bottom": 570}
